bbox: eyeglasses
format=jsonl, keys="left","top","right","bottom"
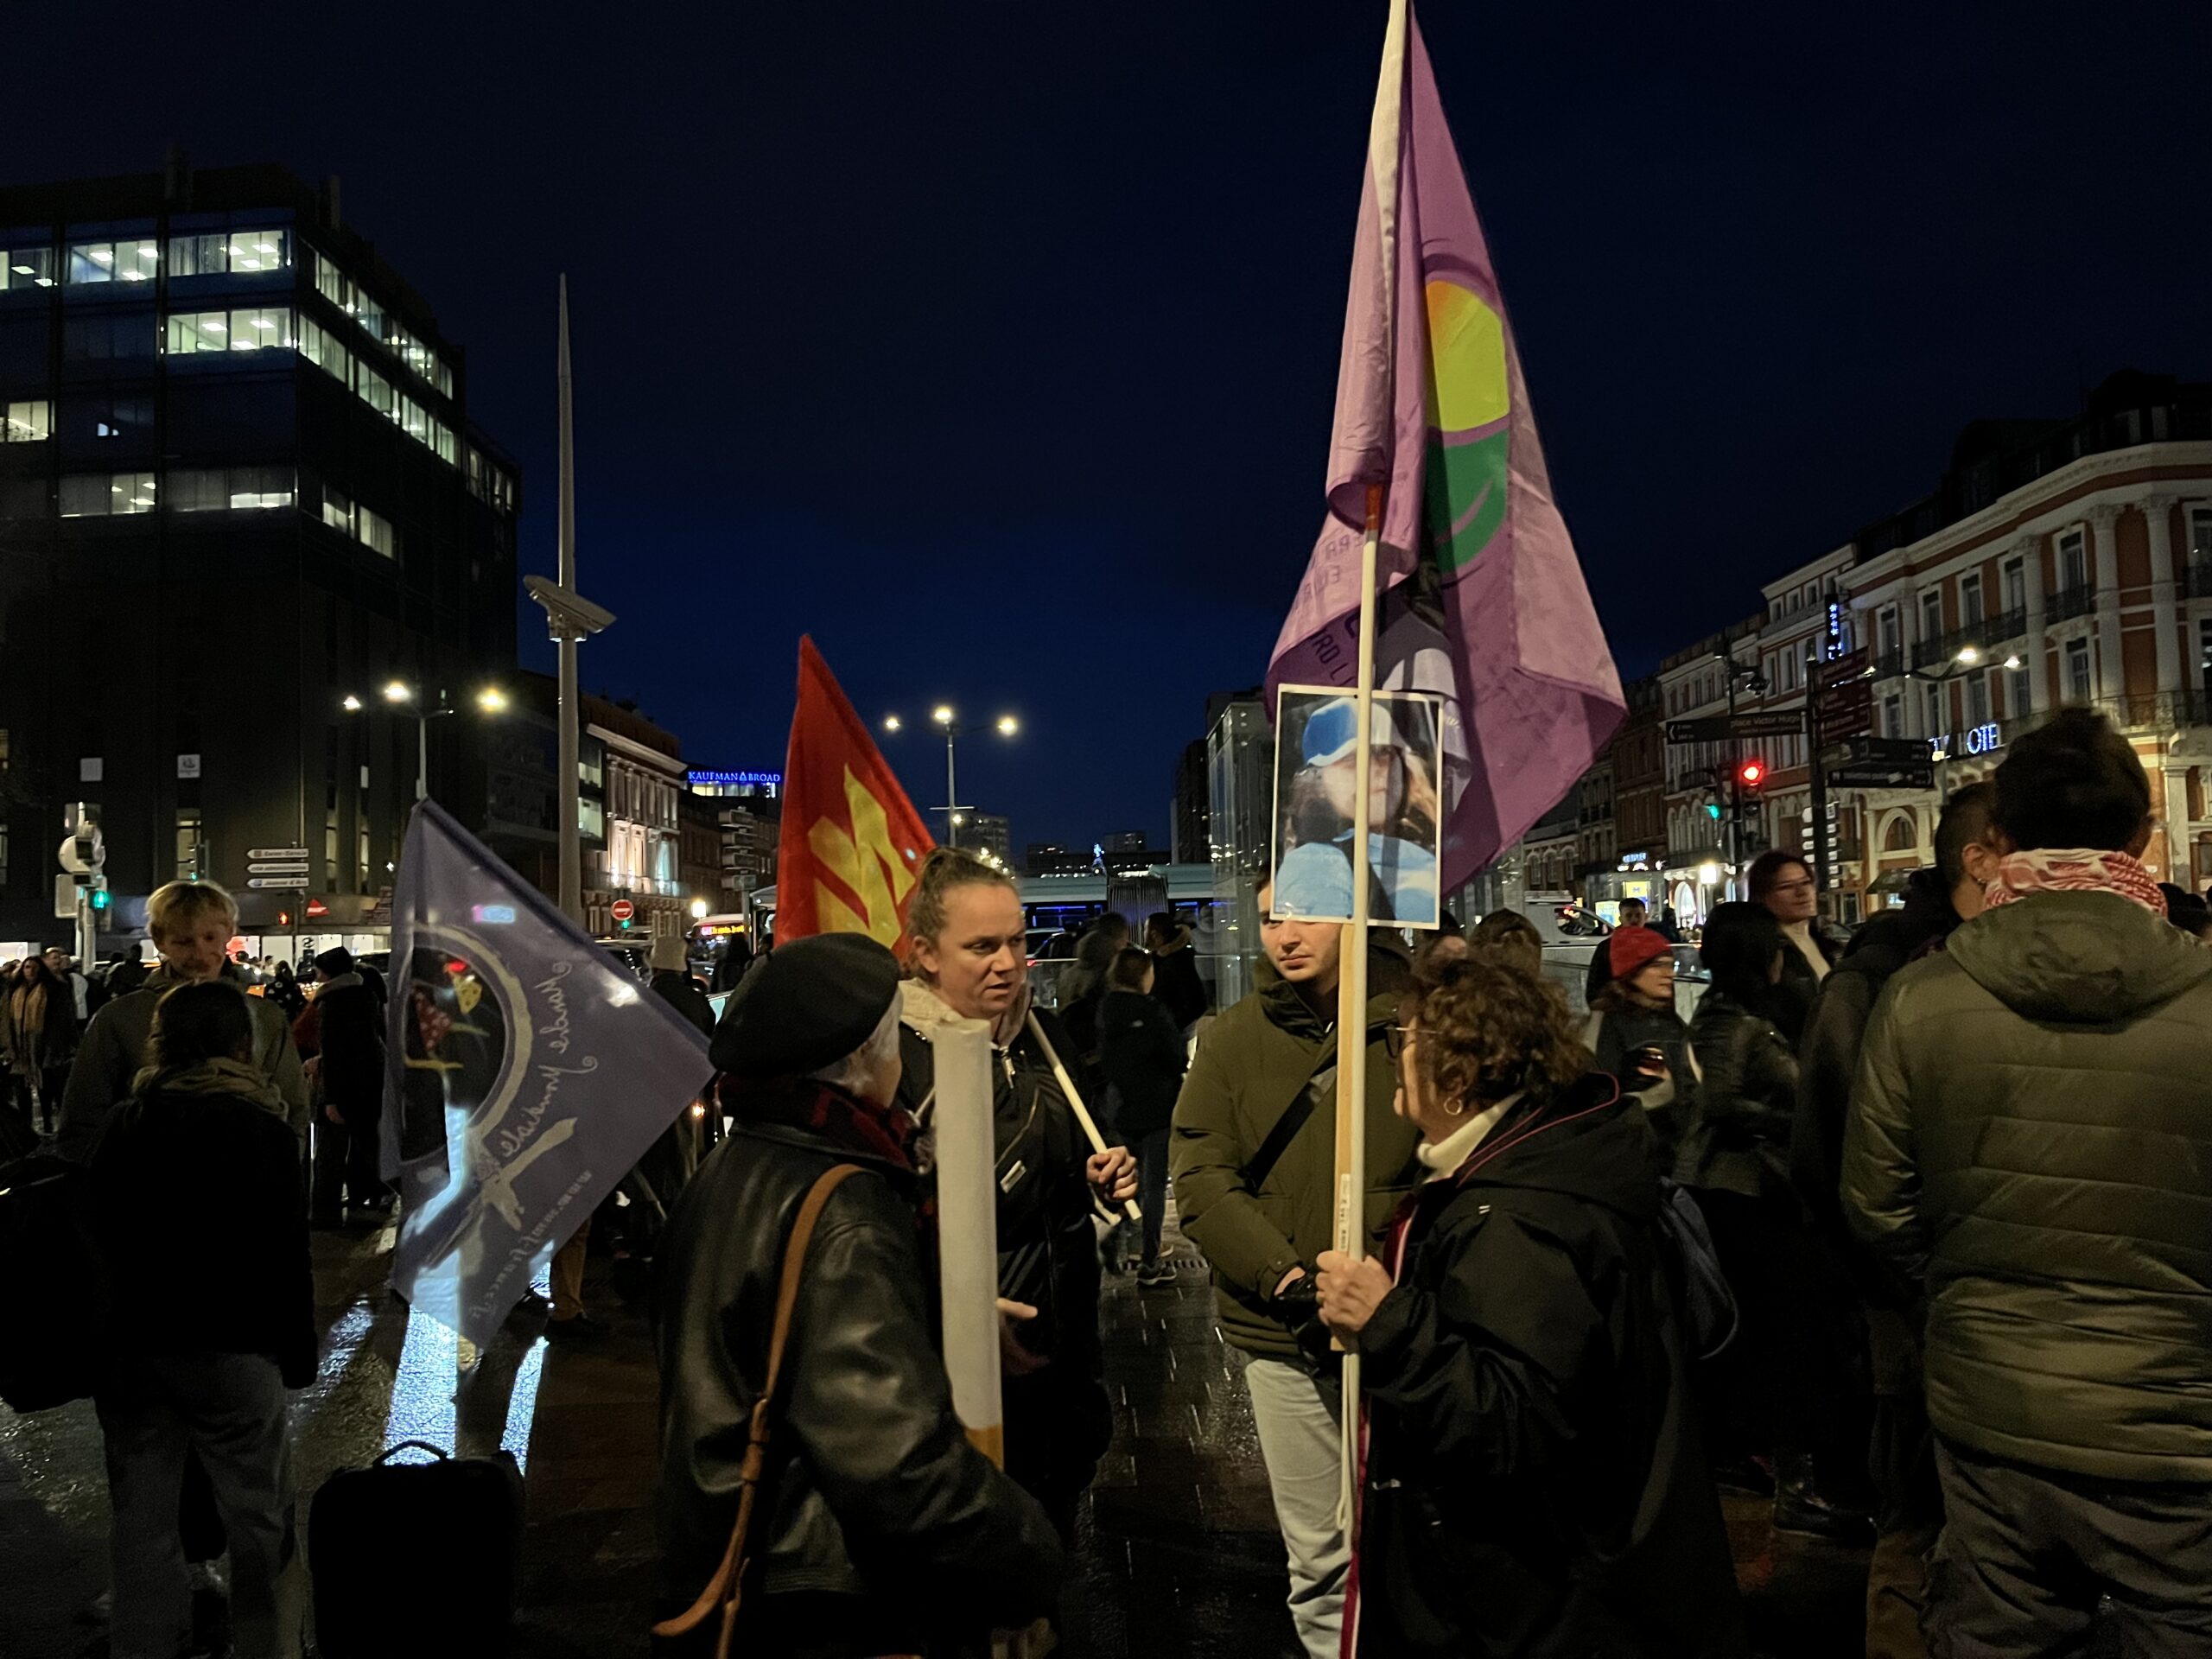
{"left": 1384, "top": 1023, "right": 1412, "bottom": 1060}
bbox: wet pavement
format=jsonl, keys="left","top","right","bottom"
{"left": 2, "top": 1201, "right": 1872, "bottom": 1657}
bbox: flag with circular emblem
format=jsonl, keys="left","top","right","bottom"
{"left": 1268, "top": 0, "right": 1625, "bottom": 888}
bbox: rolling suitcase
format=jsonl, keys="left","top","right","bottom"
{"left": 309, "top": 1439, "right": 525, "bottom": 1656}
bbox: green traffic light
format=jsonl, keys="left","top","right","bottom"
{"left": 1705, "top": 803, "right": 1721, "bottom": 821}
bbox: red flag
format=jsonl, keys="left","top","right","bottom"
{"left": 775, "top": 637, "right": 936, "bottom": 958}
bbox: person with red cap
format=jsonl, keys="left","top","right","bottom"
{"left": 1582, "top": 925, "right": 1695, "bottom": 1151}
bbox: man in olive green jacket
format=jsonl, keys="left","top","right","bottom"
{"left": 1170, "top": 883, "right": 1419, "bottom": 1659}
{"left": 1843, "top": 709, "right": 2212, "bottom": 1655}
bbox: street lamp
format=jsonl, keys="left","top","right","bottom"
{"left": 341, "top": 683, "right": 510, "bottom": 802}
{"left": 882, "top": 703, "right": 1020, "bottom": 848}
{"left": 690, "top": 897, "right": 709, "bottom": 920}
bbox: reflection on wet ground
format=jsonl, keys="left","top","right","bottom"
{"left": 3, "top": 1205, "right": 1870, "bottom": 1657}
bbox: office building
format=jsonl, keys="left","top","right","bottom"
{"left": 0, "top": 160, "right": 520, "bottom": 944}
{"left": 957, "top": 810, "right": 1011, "bottom": 865}
{"left": 1171, "top": 737, "right": 1209, "bottom": 865}
{"left": 1205, "top": 689, "right": 1272, "bottom": 1005}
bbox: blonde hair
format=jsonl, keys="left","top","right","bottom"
{"left": 906, "top": 847, "right": 1019, "bottom": 957}
{"left": 148, "top": 880, "right": 238, "bottom": 942}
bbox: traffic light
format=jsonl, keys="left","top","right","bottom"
{"left": 1737, "top": 758, "right": 1768, "bottom": 791}
{"left": 89, "top": 882, "right": 110, "bottom": 912}
{"left": 276, "top": 909, "right": 292, "bottom": 926}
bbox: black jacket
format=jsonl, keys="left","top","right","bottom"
{"left": 651, "top": 970, "right": 715, "bottom": 1040}
{"left": 1354, "top": 1077, "right": 1746, "bottom": 1659}
{"left": 90, "top": 1084, "right": 317, "bottom": 1388}
{"left": 1770, "top": 919, "right": 1842, "bottom": 1045}
{"left": 1148, "top": 938, "right": 1209, "bottom": 1031}
{"left": 1791, "top": 868, "right": 1956, "bottom": 1271}
{"left": 896, "top": 990, "right": 1112, "bottom": 1509}
{"left": 1097, "top": 989, "right": 1184, "bottom": 1138}
{"left": 652, "top": 1111, "right": 1061, "bottom": 1654}
{"left": 311, "top": 976, "right": 385, "bottom": 1115}
{"left": 1588, "top": 998, "right": 1694, "bottom": 1151}
{"left": 1675, "top": 988, "right": 1796, "bottom": 1202}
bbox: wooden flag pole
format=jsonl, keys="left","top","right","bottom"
{"left": 1026, "top": 1010, "right": 1142, "bottom": 1225}
{"left": 1333, "top": 481, "right": 1385, "bottom": 1529}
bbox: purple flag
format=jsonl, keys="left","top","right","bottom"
{"left": 1268, "top": 0, "right": 1624, "bottom": 889}
{"left": 380, "top": 800, "right": 710, "bottom": 1345}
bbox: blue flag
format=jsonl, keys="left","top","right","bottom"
{"left": 380, "top": 800, "right": 711, "bottom": 1345}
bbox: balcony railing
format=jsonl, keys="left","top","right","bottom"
{"left": 1910, "top": 607, "right": 2030, "bottom": 670}
{"left": 2050, "top": 583, "right": 2096, "bottom": 622}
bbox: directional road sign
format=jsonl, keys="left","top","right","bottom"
{"left": 246, "top": 876, "right": 311, "bottom": 890}
{"left": 248, "top": 861, "right": 310, "bottom": 874}
{"left": 247, "top": 847, "right": 312, "bottom": 861}
{"left": 1830, "top": 762, "right": 1936, "bottom": 791}
{"left": 1664, "top": 709, "right": 1807, "bottom": 745}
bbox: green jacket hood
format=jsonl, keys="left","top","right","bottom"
{"left": 1946, "top": 891, "right": 2212, "bottom": 1024}
{"left": 1253, "top": 944, "right": 1410, "bottom": 1039}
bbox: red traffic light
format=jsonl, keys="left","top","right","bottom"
{"left": 1738, "top": 759, "right": 1767, "bottom": 788}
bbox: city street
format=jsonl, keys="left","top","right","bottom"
{"left": 2, "top": 1203, "right": 1866, "bottom": 1658}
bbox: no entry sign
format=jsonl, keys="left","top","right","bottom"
{"left": 610, "top": 898, "right": 635, "bottom": 925}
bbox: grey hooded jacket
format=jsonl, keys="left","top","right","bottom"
{"left": 1842, "top": 891, "right": 2212, "bottom": 1482}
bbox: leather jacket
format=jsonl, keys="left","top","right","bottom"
{"left": 652, "top": 1111, "right": 1061, "bottom": 1653}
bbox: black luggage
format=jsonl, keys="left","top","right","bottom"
{"left": 309, "top": 1439, "right": 526, "bottom": 1656}
{"left": 0, "top": 1150, "right": 114, "bottom": 1412}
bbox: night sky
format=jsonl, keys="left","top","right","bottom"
{"left": 11, "top": 3, "right": 2209, "bottom": 849}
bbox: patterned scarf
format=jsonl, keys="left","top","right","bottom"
{"left": 1984, "top": 849, "right": 2168, "bottom": 918}
{"left": 715, "top": 1074, "right": 917, "bottom": 1173}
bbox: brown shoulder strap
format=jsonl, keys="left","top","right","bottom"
{"left": 650, "top": 1161, "right": 864, "bottom": 1656}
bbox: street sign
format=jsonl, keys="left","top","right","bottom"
{"left": 1665, "top": 708, "right": 1807, "bottom": 745}
{"left": 248, "top": 861, "right": 310, "bottom": 874}
{"left": 177, "top": 753, "right": 201, "bottom": 779}
{"left": 610, "top": 897, "right": 635, "bottom": 924}
{"left": 247, "top": 847, "right": 311, "bottom": 861}
{"left": 1831, "top": 762, "right": 1936, "bottom": 791}
{"left": 247, "top": 876, "right": 310, "bottom": 890}
{"left": 1860, "top": 737, "right": 1931, "bottom": 765}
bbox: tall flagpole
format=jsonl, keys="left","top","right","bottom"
{"left": 556, "top": 277, "right": 582, "bottom": 927}
{"left": 528, "top": 277, "right": 613, "bottom": 929}
{"left": 1334, "top": 482, "right": 1383, "bottom": 1529}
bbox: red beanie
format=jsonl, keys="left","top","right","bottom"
{"left": 1607, "top": 925, "right": 1671, "bottom": 980}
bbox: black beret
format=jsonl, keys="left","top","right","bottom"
{"left": 709, "top": 933, "right": 901, "bottom": 1078}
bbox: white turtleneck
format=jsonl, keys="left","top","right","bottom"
{"left": 1782, "top": 918, "right": 1829, "bottom": 983}
{"left": 1415, "top": 1091, "right": 1524, "bottom": 1180}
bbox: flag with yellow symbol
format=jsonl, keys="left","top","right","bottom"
{"left": 774, "top": 636, "right": 935, "bottom": 959}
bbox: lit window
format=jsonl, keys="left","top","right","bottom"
{"left": 67, "top": 239, "right": 157, "bottom": 284}
{"left": 228, "top": 465, "right": 293, "bottom": 509}
{"left": 358, "top": 505, "right": 397, "bottom": 558}
{"left": 309, "top": 248, "right": 351, "bottom": 312}
{"left": 170, "top": 465, "right": 291, "bottom": 511}
{"left": 353, "top": 290, "right": 385, "bottom": 338}
{"left": 358, "top": 365, "right": 393, "bottom": 416}
{"left": 435, "top": 361, "right": 453, "bottom": 397}
{"left": 298, "top": 316, "right": 351, "bottom": 385}
{"left": 168, "top": 233, "right": 226, "bottom": 276}
{"left": 398, "top": 396, "right": 428, "bottom": 442}
{"left": 3, "top": 400, "right": 50, "bottom": 442}
{"left": 167, "top": 311, "right": 231, "bottom": 354}
{"left": 227, "top": 229, "right": 288, "bottom": 272}
{"left": 228, "top": 307, "right": 294, "bottom": 351}
{"left": 430, "top": 420, "right": 455, "bottom": 465}
{"left": 1, "top": 246, "right": 56, "bottom": 289}
{"left": 321, "top": 483, "right": 354, "bottom": 536}
{"left": 59, "top": 472, "right": 156, "bottom": 517}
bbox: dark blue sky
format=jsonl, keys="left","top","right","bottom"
{"left": 12, "top": 3, "right": 2210, "bottom": 849}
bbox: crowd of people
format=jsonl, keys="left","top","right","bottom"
{"left": 13, "top": 703, "right": 2212, "bottom": 1657}
{"left": 655, "top": 707, "right": 2212, "bottom": 1658}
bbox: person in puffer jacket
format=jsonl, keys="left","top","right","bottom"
{"left": 1845, "top": 709, "right": 2212, "bottom": 1655}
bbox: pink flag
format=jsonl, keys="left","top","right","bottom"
{"left": 1269, "top": 0, "right": 1624, "bottom": 890}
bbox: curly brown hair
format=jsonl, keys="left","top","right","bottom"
{"left": 1402, "top": 957, "right": 1589, "bottom": 1111}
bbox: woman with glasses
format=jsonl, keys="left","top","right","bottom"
{"left": 1316, "top": 958, "right": 1745, "bottom": 1658}
{"left": 1747, "top": 850, "right": 1840, "bottom": 1043}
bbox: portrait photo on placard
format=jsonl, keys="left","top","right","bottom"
{"left": 1270, "top": 686, "right": 1444, "bottom": 929}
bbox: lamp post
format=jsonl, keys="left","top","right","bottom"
{"left": 342, "top": 683, "right": 510, "bottom": 804}
{"left": 881, "top": 706, "right": 1019, "bottom": 848}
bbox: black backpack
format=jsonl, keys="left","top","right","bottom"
{"left": 0, "top": 1151, "right": 117, "bottom": 1411}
